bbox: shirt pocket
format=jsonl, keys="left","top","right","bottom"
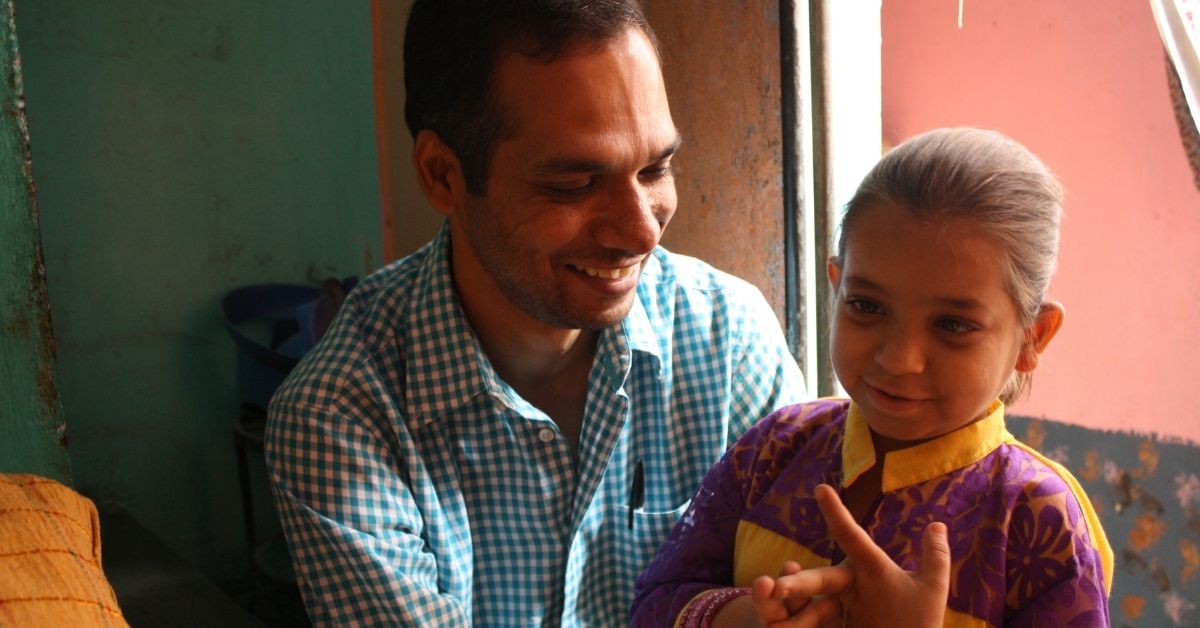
{"left": 624, "top": 499, "right": 692, "bottom": 559}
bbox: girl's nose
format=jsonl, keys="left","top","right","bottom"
{"left": 874, "top": 327, "right": 926, "bottom": 375}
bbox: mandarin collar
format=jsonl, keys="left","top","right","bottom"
{"left": 841, "top": 399, "right": 1009, "bottom": 491}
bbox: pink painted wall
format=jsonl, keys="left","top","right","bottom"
{"left": 883, "top": 0, "right": 1200, "bottom": 443}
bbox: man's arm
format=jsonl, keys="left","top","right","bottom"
{"left": 265, "top": 400, "right": 470, "bottom": 627}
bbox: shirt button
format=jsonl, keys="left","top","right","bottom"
{"left": 538, "top": 428, "right": 556, "bottom": 443}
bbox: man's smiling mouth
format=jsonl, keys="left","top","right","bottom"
{"left": 573, "top": 263, "right": 639, "bottom": 279}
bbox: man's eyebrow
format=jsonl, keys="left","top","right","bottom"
{"left": 655, "top": 134, "right": 683, "bottom": 163}
{"left": 533, "top": 133, "right": 683, "bottom": 176}
{"left": 533, "top": 157, "right": 608, "bottom": 176}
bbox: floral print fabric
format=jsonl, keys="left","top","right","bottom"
{"left": 632, "top": 398, "right": 1111, "bottom": 627}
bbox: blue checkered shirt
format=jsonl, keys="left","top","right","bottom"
{"left": 265, "top": 225, "right": 805, "bottom": 626}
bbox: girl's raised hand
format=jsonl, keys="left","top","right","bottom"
{"left": 713, "top": 483, "right": 949, "bottom": 627}
{"left": 813, "top": 483, "right": 950, "bottom": 627}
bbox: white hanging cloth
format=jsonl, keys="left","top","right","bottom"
{"left": 1150, "top": 0, "right": 1200, "bottom": 134}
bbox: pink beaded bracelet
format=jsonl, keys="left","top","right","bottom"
{"left": 678, "top": 587, "right": 753, "bottom": 628}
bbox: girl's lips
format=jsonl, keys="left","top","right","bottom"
{"left": 865, "top": 383, "right": 927, "bottom": 413}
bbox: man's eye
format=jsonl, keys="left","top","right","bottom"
{"left": 544, "top": 181, "right": 593, "bottom": 200}
{"left": 639, "top": 165, "right": 673, "bottom": 181}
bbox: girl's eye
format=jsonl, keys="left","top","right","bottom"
{"left": 936, "top": 318, "right": 977, "bottom": 334}
{"left": 847, "top": 298, "right": 881, "bottom": 315}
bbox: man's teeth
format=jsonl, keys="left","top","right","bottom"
{"left": 578, "top": 265, "right": 637, "bottom": 279}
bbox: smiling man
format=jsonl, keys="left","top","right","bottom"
{"left": 264, "top": 1, "right": 805, "bottom": 625}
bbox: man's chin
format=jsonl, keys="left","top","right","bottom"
{"left": 551, "top": 298, "right": 636, "bottom": 332}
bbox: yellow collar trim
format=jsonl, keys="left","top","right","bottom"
{"left": 842, "top": 400, "right": 1012, "bottom": 492}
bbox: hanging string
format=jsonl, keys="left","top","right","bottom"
{"left": 958, "top": 0, "right": 964, "bottom": 29}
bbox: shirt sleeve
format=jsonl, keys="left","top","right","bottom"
{"left": 1006, "top": 569, "right": 1110, "bottom": 628}
{"left": 725, "top": 284, "right": 807, "bottom": 442}
{"left": 265, "top": 399, "right": 470, "bottom": 627}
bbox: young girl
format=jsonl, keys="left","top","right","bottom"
{"left": 631, "top": 128, "right": 1113, "bottom": 627}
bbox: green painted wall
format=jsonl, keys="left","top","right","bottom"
{"left": 17, "top": 1, "right": 380, "bottom": 580}
{"left": 0, "top": 0, "right": 69, "bottom": 483}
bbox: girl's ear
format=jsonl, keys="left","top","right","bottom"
{"left": 1016, "top": 302, "right": 1065, "bottom": 373}
{"left": 826, "top": 256, "right": 842, "bottom": 289}
{"left": 413, "top": 129, "right": 467, "bottom": 217}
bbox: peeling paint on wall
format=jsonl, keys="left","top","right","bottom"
{"left": 0, "top": 0, "right": 69, "bottom": 482}
{"left": 646, "top": 2, "right": 787, "bottom": 323}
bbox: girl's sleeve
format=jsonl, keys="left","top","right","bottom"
{"left": 629, "top": 429, "right": 757, "bottom": 626}
{"left": 1005, "top": 543, "right": 1110, "bottom": 627}
{"left": 1003, "top": 477, "right": 1112, "bottom": 627}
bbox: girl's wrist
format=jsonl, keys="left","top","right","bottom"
{"left": 678, "top": 587, "right": 753, "bottom": 628}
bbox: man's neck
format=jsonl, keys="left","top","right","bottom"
{"left": 480, "top": 322, "right": 598, "bottom": 395}
{"left": 473, "top": 315, "right": 598, "bottom": 452}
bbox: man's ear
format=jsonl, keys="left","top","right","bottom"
{"left": 413, "top": 129, "right": 467, "bottom": 216}
{"left": 826, "top": 256, "right": 842, "bottom": 289}
{"left": 1016, "top": 301, "right": 1065, "bottom": 373}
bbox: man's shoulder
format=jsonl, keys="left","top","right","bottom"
{"left": 641, "top": 247, "right": 760, "bottom": 296}
{"left": 631, "top": 248, "right": 795, "bottom": 385}
{"left": 269, "top": 241, "right": 436, "bottom": 410}
{"left": 349, "top": 241, "right": 435, "bottom": 315}
{"left": 637, "top": 247, "right": 772, "bottom": 325}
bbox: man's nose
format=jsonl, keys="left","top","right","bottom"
{"left": 594, "top": 179, "right": 670, "bottom": 254}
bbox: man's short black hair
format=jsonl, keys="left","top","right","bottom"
{"left": 404, "top": 0, "right": 659, "bottom": 194}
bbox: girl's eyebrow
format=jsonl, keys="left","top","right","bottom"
{"left": 845, "top": 274, "right": 987, "bottom": 311}
{"left": 842, "top": 275, "right": 883, "bottom": 292}
{"left": 936, "top": 296, "right": 986, "bottom": 311}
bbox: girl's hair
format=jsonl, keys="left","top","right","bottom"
{"left": 836, "top": 127, "right": 1063, "bottom": 404}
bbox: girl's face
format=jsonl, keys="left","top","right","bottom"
{"left": 828, "top": 204, "right": 1055, "bottom": 444}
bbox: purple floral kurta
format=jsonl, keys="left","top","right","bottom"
{"left": 631, "top": 398, "right": 1112, "bottom": 627}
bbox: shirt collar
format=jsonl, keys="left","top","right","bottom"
{"left": 842, "top": 399, "right": 1010, "bottom": 491}
{"left": 598, "top": 253, "right": 664, "bottom": 391}
{"left": 403, "top": 225, "right": 666, "bottom": 427}
{"left": 403, "top": 225, "right": 495, "bottom": 427}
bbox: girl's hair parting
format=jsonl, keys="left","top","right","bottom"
{"left": 837, "top": 127, "right": 1063, "bottom": 403}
